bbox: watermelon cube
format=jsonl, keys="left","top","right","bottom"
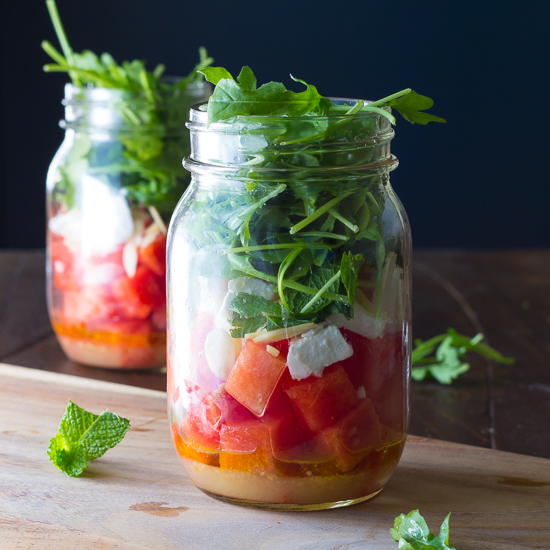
{"left": 320, "top": 398, "right": 382, "bottom": 472}
{"left": 284, "top": 365, "right": 358, "bottom": 432}
{"left": 224, "top": 339, "right": 287, "bottom": 416}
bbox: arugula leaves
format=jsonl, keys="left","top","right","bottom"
{"left": 390, "top": 510, "right": 457, "bottom": 550}
{"left": 200, "top": 66, "right": 444, "bottom": 125}
{"left": 42, "top": 0, "right": 212, "bottom": 215}
{"left": 185, "top": 65, "right": 444, "bottom": 333}
{"left": 48, "top": 401, "right": 130, "bottom": 477}
{"left": 199, "top": 67, "right": 331, "bottom": 122}
{"left": 412, "top": 329, "right": 514, "bottom": 384}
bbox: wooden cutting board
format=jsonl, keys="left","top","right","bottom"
{"left": 1, "top": 363, "right": 549, "bottom": 550}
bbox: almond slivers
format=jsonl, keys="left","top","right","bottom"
{"left": 252, "top": 323, "right": 316, "bottom": 344}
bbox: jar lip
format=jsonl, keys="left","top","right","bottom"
{"left": 189, "top": 97, "right": 390, "bottom": 124}
{"left": 63, "top": 78, "right": 210, "bottom": 105}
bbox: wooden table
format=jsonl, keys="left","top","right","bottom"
{"left": 1, "top": 250, "right": 549, "bottom": 459}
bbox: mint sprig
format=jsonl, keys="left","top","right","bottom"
{"left": 412, "top": 329, "right": 514, "bottom": 384}
{"left": 48, "top": 401, "right": 130, "bottom": 477}
{"left": 390, "top": 509, "right": 457, "bottom": 550}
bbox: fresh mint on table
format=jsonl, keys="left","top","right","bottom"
{"left": 390, "top": 509, "right": 458, "bottom": 550}
{"left": 41, "top": 0, "right": 212, "bottom": 215}
{"left": 412, "top": 329, "right": 515, "bottom": 384}
{"left": 48, "top": 401, "right": 130, "bottom": 477}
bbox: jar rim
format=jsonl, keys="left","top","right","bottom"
{"left": 63, "top": 78, "right": 210, "bottom": 106}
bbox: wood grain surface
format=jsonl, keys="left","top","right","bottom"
{"left": 1, "top": 363, "right": 549, "bottom": 550}
{"left": 1, "top": 250, "right": 549, "bottom": 459}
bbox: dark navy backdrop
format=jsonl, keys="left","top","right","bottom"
{"left": 1, "top": 1, "right": 548, "bottom": 247}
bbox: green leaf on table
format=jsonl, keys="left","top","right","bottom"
{"left": 390, "top": 509, "right": 457, "bottom": 550}
{"left": 412, "top": 329, "right": 514, "bottom": 384}
{"left": 47, "top": 401, "right": 130, "bottom": 477}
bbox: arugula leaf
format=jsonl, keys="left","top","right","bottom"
{"left": 200, "top": 66, "right": 329, "bottom": 122}
{"left": 387, "top": 91, "right": 447, "bottom": 125}
{"left": 189, "top": 66, "right": 442, "bottom": 330}
{"left": 412, "top": 329, "right": 514, "bottom": 384}
{"left": 390, "top": 509, "right": 457, "bottom": 550}
{"left": 201, "top": 66, "right": 444, "bottom": 125}
{"left": 47, "top": 401, "right": 130, "bottom": 477}
{"left": 42, "top": 0, "right": 213, "bottom": 215}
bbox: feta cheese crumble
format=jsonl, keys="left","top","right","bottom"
{"left": 287, "top": 325, "right": 353, "bottom": 381}
{"left": 204, "top": 327, "right": 237, "bottom": 380}
{"left": 327, "top": 303, "right": 385, "bottom": 339}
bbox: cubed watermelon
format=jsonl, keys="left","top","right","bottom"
{"left": 181, "top": 396, "right": 221, "bottom": 452}
{"left": 224, "top": 339, "right": 287, "bottom": 416}
{"left": 340, "top": 329, "right": 403, "bottom": 396}
{"left": 284, "top": 364, "right": 358, "bottom": 432}
{"left": 139, "top": 235, "right": 166, "bottom": 277}
{"left": 320, "top": 398, "right": 382, "bottom": 471}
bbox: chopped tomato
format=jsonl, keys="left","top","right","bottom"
{"left": 224, "top": 339, "right": 287, "bottom": 416}
{"left": 284, "top": 364, "right": 358, "bottom": 432}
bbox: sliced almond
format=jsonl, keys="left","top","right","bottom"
{"left": 148, "top": 206, "right": 167, "bottom": 234}
{"left": 252, "top": 323, "right": 316, "bottom": 344}
{"left": 266, "top": 345, "right": 280, "bottom": 357}
{"left": 122, "top": 239, "right": 138, "bottom": 278}
{"left": 140, "top": 223, "right": 161, "bottom": 249}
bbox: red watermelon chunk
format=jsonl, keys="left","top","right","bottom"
{"left": 320, "top": 398, "right": 383, "bottom": 471}
{"left": 182, "top": 396, "right": 221, "bottom": 452}
{"left": 284, "top": 364, "right": 358, "bottom": 432}
{"left": 139, "top": 235, "right": 166, "bottom": 276}
{"left": 224, "top": 339, "right": 287, "bottom": 416}
{"left": 260, "top": 388, "right": 316, "bottom": 461}
{"left": 340, "top": 329, "right": 403, "bottom": 396}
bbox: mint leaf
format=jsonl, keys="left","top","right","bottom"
{"left": 48, "top": 401, "right": 130, "bottom": 477}
{"left": 412, "top": 329, "right": 514, "bottom": 384}
{"left": 390, "top": 510, "right": 457, "bottom": 550}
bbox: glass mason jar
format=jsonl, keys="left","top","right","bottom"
{"left": 167, "top": 101, "right": 411, "bottom": 509}
{"left": 47, "top": 81, "right": 209, "bottom": 368}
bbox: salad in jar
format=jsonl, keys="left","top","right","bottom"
{"left": 167, "top": 65, "right": 445, "bottom": 508}
{"left": 43, "top": 0, "right": 211, "bottom": 368}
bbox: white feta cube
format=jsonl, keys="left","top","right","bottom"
{"left": 287, "top": 325, "right": 353, "bottom": 381}
{"left": 327, "top": 304, "right": 385, "bottom": 340}
{"left": 204, "top": 328, "right": 237, "bottom": 380}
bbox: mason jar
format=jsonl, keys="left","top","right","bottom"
{"left": 46, "top": 81, "right": 209, "bottom": 368}
{"left": 167, "top": 101, "right": 411, "bottom": 509}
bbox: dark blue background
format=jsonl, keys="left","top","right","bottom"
{"left": 1, "top": 1, "right": 548, "bottom": 248}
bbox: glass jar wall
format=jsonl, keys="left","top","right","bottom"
{"left": 47, "top": 82, "right": 209, "bottom": 368}
{"left": 167, "top": 102, "right": 411, "bottom": 509}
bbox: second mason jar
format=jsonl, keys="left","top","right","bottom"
{"left": 167, "top": 102, "right": 411, "bottom": 509}
{"left": 47, "top": 81, "right": 210, "bottom": 368}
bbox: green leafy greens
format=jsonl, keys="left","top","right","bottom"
{"left": 42, "top": 0, "right": 212, "bottom": 215}
{"left": 185, "top": 65, "right": 445, "bottom": 335}
{"left": 47, "top": 401, "right": 130, "bottom": 477}
{"left": 411, "top": 329, "right": 515, "bottom": 384}
{"left": 390, "top": 509, "right": 458, "bottom": 550}
{"left": 199, "top": 66, "right": 445, "bottom": 124}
